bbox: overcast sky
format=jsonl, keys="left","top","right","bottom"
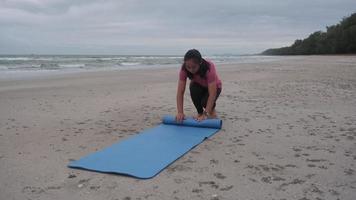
{"left": 0, "top": 0, "right": 355, "bottom": 55}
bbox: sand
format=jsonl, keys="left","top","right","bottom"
{"left": 0, "top": 55, "right": 355, "bottom": 200}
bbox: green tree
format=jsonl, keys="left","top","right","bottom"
{"left": 262, "top": 13, "right": 356, "bottom": 55}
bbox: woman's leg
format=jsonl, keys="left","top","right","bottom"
{"left": 201, "top": 87, "right": 222, "bottom": 110}
{"left": 189, "top": 82, "right": 208, "bottom": 114}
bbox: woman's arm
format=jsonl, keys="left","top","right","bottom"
{"left": 205, "top": 81, "right": 217, "bottom": 115}
{"left": 176, "top": 79, "right": 186, "bottom": 114}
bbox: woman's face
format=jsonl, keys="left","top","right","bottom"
{"left": 184, "top": 59, "right": 200, "bottom": 74}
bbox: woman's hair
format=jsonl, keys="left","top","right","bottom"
{"left": 181, "top": 49, "right": 210, "bottom": 80}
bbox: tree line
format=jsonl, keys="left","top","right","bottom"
{"left": 262, "top": 13, "right": 356, "bottom": 55}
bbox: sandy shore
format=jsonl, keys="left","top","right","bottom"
{"left": 0, "top": 56, "right": 355, "bottom": 200}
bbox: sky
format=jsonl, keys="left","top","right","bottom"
{"left": 0, "top": 0, "right": 355, "bottom": 55}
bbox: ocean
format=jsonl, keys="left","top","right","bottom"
{"left": 0, "top": 54, "right": 283, "bottom": 79}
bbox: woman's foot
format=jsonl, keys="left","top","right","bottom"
{"left": 194, "top": 113, "right": 207, "bottom": 121}
{"left": 208, "top": 109, "right": 218, "bottom": 118}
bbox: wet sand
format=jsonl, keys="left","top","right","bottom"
{"left": 0, "top": 55, "right": 355, "bottom": 200}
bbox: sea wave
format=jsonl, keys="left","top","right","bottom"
{"left": 0, "top": 54, "right": 286, "bottom": 76}
{"left": 59, "top": 63, "right": 86, "bottom": 68}
{"left": 0, "top": 65, "right": 9, "bottom": 70}
{"left": 119, "top": 62, "right": 141, "bottom": 66}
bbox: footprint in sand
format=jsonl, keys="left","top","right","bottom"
{"left": 89, "top": 185, "right": 100, "bottom": 190}
{"left": 277, "top": 178, "right": 306, "bottom": 191}
{"left": 22, "top": 186, "right": 45, "bottom": 196}
{"left": 68, "top": 173, "right": 76, "bottom": 179}
{"left": 77, "top": 179, "right": 90, "bottom": 188}
{"left": 210, "top": 159, "right": 219, "bottom": 165}
{"left": 198, "top": 181, "right": 219, "bottom": 189}
{"left": 166, "top": 164, "right": 192, "bottom": 173}
{"left": 192, "top": 188, "right": 204, "bottom": 193}
{"left": 213, "top": 172, "right": 226, "bottom": 179}
{"left": 45, "top": 185, "right": 62, "bottom": 191}
{"left": 220, "top": 185, "right": 234, "bottom": 191}
{"left": 344, "top": 168, "right": 354, "bottom": 175}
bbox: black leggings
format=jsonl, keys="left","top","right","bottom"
{"left": 189, "top": 82, "right": 222, "bottom": 114}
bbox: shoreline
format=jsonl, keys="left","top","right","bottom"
{"left": 0, "top": 55, "right": 294, "bottom": 81}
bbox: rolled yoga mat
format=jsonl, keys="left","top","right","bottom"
{"left": 68, "top": 115, "right": 222, "bottom": 179}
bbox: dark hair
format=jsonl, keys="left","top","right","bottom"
{"left": 181, "top": 49, "right": 210, "bottom": 80}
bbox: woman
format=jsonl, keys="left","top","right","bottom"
{"left": 176, "top": 49, "right": 222, "bottom": 122}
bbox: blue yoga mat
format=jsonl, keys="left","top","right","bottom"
{"left": 68, "top": 115, "right": 222, "bottom": 179}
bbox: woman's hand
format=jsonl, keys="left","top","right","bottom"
{"left": 194, "top": 113, "right": 207, "bottom": 121}
{"left": 175, "top": 112, "right": 185, "bottom": 123}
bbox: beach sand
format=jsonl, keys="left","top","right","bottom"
{"left": 0, "top": 56, "right": 355, "bottom": 200}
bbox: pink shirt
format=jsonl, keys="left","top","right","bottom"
{"left": 179, "top": 59, "right": 222, "bottom": 88}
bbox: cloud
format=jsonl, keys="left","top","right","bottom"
{"left": 0, "top": 0, "right": 355, "bottom": 54}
